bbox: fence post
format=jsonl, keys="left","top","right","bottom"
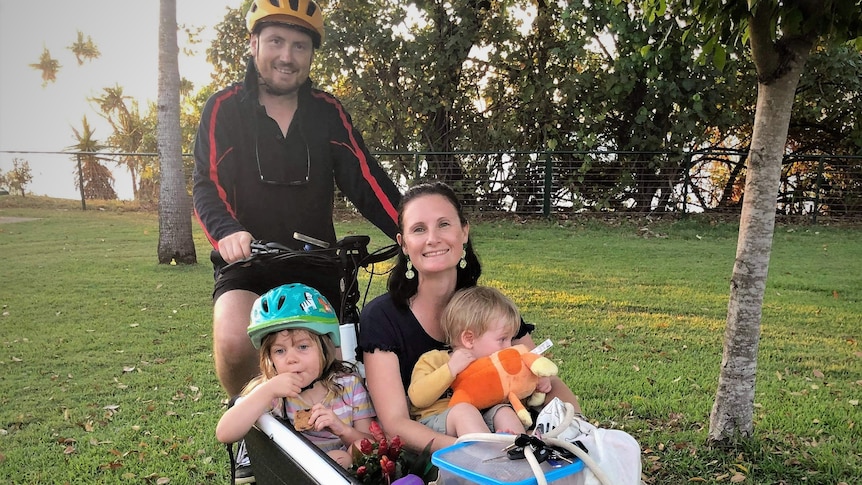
{"left": 76, "top": 153, "right": 86, "bottom": 211}
{"left": 543, "top": 151, "right": 552, "bottom": 218}
{"left": 812, "top": 156, "right": 824, "bottom": 225}
{"left": 682, "top": 153, "right": 691, "bottom": 217}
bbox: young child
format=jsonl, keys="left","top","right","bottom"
{"left": 407, "top": 286, "right": 551, "bottom": 437}
{"left": 216, "top": 283, "right": 376, "bottom": 468}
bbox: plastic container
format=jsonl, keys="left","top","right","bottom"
{"left": 431, "top": 440, "right": 585, "bottom": 485}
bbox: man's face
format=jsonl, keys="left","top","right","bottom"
{"left": 250, "top": 24, "right": 314, "bottom": 96}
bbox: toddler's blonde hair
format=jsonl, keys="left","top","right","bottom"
{"left": 441, "top": 286, "right": 520, "bottom": 346}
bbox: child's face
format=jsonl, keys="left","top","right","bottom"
{"left": 469, "top": 314, "right": 514, "bottom": 358}
{"left": 269, "top": 329, "right": 322, "bottom": 387}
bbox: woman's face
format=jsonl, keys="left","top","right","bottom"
{"left": 398, "top": 193, "right": 469, "bottom": 278}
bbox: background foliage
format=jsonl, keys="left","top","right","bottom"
{"left": 51, "top": 0, "right": 861, "bottom": 216}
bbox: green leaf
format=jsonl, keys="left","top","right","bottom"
{"left": 640, "top": 45, "right": 652, "bottom": 57}
{"left": 713, "top": 44, "right": 727, "bottom": 71}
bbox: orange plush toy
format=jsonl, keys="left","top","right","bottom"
{"left": 449, "top": 344, "right": 558, "bottom": 427}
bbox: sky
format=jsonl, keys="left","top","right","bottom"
{"left": 0, "top": 0, "right": 239, "bottom": 200}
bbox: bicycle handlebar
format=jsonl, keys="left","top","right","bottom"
{"left": 230, "top": 236, "right": 398, "bottom": 270}
{"left": 217, "top": 235, "right": 399, "bottom": 322}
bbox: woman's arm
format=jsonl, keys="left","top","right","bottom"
{"left": 513, "top": 334, "right": 582, "bottom": 414}
{"left": 364, "top": 350, "right": 456, "bottom": 452}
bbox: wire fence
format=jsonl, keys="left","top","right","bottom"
{"left": 376, "top": 150, "right": 862, "bottom": 223}
{"left": 2, "top": 149, "right": 861, "bottom": 223}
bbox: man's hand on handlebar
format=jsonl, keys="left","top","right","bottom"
{"left": 217, "top": 231, "right": 254, "bottom": 264}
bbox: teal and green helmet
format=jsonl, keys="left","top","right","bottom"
{"left": 248, "top": 283, "right": 340, "bottom": 349}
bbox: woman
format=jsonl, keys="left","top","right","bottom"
{"left": 358, "top": 181, "right": 581, "bottom": 453}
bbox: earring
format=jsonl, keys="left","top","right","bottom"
{"left": 459, "top": 248, "right": 467, "bottom": 269}
{"left": 405, "top": 258, "right": 415, "bottom": 279}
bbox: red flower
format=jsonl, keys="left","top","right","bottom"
{"left": 356, "top": 465, "right": 367, "bottom": 478}
{"left": 380, "top": 455, "right": 396, "bottom": 476}
{"left": 370, "top": 420, "right": 386, "bottom": 442}
{"left": 377, "top": 437, "right": 389, "bottom": 457}
{"left": 359, "top": 438, "right": 373, "bottom": 455}
{"left": 389, "top": 435, "right": 403, "bottom": 460}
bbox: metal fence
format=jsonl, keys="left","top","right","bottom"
{"left": 375, "top": 150, "right": 862, "bottom": 223}
{"left": 3, "top": 149, "right": 861, "bottom": 222}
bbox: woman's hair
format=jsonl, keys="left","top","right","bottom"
{"left": 388, "top": 181, "right": 482, "bottom": 307}
{"left": 441, "top": 286, "right": 521, "bottom": 346}
{"left": 241, "top": 328, "right": 357, "bottom": 399}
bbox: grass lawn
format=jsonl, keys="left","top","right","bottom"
{"left": 1, "top": 196, "right": 860, "bottom": 484}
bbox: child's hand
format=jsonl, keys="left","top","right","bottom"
{"left": 536, "top": 376, "right": 552, "bottom": 394}
{"left": 307, "top": 403, "right": 347, "bottom": 436}
{"left": 268, "top": 372, "right": 305, "bottom": 398}
{"left": 448, "top": 348, "right": 476, "bottom": 376}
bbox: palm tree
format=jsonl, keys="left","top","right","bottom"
{"left": 67, "top": 30, "right": 101, "bottom": 65}
{"left": 29, "top": 47, "right": 61, "bottom": 87}
{"left": 157, "top": 0, "right": 197, "bottom": 264}
{"left": 90, "top": 86, "right": 147, "bottom": 200}
{"left": 68, "top": 116, "right": 117, "bottom": 200}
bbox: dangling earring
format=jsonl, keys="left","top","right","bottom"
{"left": 405, "top": 257, "right": 415, "bottom": 279}
{"left": 459, "top": 247, "right": 467, "bottom": 269}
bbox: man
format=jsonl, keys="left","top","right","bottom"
{"left": 195, "top": 0, "right": 400, "bottom": 395}
{"left": 193, "top": 2, "right": 400, "bottom": 479}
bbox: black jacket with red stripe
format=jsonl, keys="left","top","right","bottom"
{"left": 193, "top": 60, "right": 401, "bottom": 256}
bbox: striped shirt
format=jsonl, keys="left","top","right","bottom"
{"left": 272, "top": 373, "right": 375, "bottom": 452}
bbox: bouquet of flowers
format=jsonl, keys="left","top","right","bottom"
{"left": 349, "top": 421, "right": 434, "bottom": 485}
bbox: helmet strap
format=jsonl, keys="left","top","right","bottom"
{"left": 300, "top": 376, "right": 323, "bottom": 393}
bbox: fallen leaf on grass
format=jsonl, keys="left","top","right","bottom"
{"left": 812, "top": 369, "right": 824, "bottom": 379}
{"left": 730, "top": 473, "right": 745, "bottom": 482}
{"left": 688, "top": 478, "right": 706, "bottom": 482}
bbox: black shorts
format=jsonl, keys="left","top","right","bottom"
{"left": 211, "top": 250, "right": 344, "bottom": 318}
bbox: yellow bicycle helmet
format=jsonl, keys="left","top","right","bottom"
{"left": 246, "top": 0, "right": 325, "bottom": 48}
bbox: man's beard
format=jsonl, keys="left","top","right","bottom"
{"left": 258, "top": 75, "right": 299, "bottom": 96}
{"left": 260, "top": 80, "right": 298, "bottom": 96}
{"left": 256, "top": 61, "right": 302, "bottom": 96}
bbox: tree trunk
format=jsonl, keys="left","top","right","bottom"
{"left": 708, "top": 17, "right": 813, "bottom": 443}
{"left": 156, "top": 0, "right": 196, "bottom": 264}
